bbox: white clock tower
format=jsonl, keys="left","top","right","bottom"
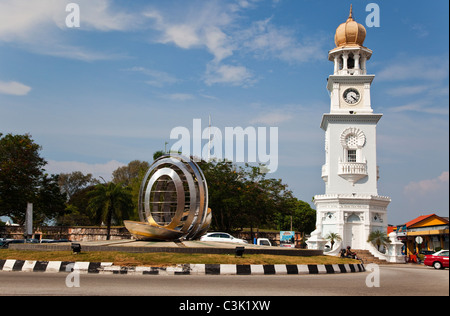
{"left": 307, "top": 6, "right": 391, "bottom": 251}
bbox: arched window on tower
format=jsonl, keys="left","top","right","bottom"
{"left": 345, "top": 134, "right": 358, "bottom": 162}
{"left": 340, "top": 128, "right": 366, "bottom": 164}
{"left": 347, "top": 54, "right": 355, "bottom": 69}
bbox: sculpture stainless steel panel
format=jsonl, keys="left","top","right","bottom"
{"left": 124, "top": 154, "right": 210, "bottom": 241}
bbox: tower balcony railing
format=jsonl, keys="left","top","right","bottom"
{"left": 338, "top": 162, "right": 368, "bottom": 185}
{"left": 339, "top": 162, "right": 367, "bottom": 174}
{"left": 336, "top": 68, "right": 366, "bottom": 76}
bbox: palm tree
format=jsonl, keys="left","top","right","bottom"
{"left": 324, "top": 232, "right": 342, "bottom": 250}
{"left": 367, "top": 230, "right": 390, "bottom": 251}
{"left": 87, "top": 182, "right": 133, "bottom": 240}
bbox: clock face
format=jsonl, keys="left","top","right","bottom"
{"left": 343, "top": 88, "right": 360, "bottom": 105}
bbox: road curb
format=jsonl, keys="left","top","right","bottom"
{"left": 0, "top": 259, "right": 365, "bottom": 275}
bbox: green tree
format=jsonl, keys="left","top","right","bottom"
{"left": 0, "top": 133, "right": 65, "bottom": 225}
{"left": 292, "top": 200, "right": 316, "bottom": 234}
{"left": 275, "top": 198, "right": 316, "bottom": 234}
{"left": 57, "top": 185, "right": 97, "bottom": 226}
{"left": 199, "top": 160, "right": 243, "bottom": 232}
{"left": 367, "top": 230, "right": 390, "bottom": 251}
{"left": 58, "top": 171, "right": 98, "bottom": 201}
{"left": 33, "top": 174, "right": 67, "bottom": 225}
{"left": 87, "top": 182, "right": 133, "bottom": 240}
{"left": 153, "top": 150, "right": 166, "bottom": 161}
{"left": 112, "top": 160, "right": 150, "bottom": 221}
{"left": 198, "top": 159, "right": 315, "bottom": 235}
{"left": 112, "top": 160, "right": 150, "bottom": 187}
{"left": 0, "top": 133, "right": 46, "bottom": 221}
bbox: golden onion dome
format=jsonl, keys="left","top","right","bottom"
{"left": 334, "top": 5, "right": 366, "bottom": 48}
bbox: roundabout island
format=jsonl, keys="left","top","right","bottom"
{"left": 3, "top": 239, "right": 364, "bottom": 275}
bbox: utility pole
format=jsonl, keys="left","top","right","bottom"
{"left": 25, "top": 203, "right": 33, "bottom": 239}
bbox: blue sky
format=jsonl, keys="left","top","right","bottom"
{"left": 0, "top": 0, "right": 448, "bottom": 225}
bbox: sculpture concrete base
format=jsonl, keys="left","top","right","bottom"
{"left": 124, "top": 220, "right": 185, "bottom": 241}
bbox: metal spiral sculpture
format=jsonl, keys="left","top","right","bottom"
{"left": 124, "top": 155, "right": 211, "bottom": 241}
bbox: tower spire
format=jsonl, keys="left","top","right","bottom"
{"left": 348, "top": 4, "right": 353, "bottom": 21}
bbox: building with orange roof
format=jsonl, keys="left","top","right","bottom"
{"left": 396, "top": 214, "right": 449, "bottom": 256}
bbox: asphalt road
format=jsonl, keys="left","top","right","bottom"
{"left": 0, "top": 264, "right": 448, "bottom": 297}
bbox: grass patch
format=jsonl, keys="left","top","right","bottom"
{"left": 0, "top": 249, "right": 360, "bottom": 267}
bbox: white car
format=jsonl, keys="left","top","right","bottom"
{"left": 256, "top": 238, "right": 272, "bottom": 246}
{"left": 200, "top": 232, "right": 248, "bottom": 244}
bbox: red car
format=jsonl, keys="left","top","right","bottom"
{"left": 424, "top": 250, "right": 449, "bottom": 269}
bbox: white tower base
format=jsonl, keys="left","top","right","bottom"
{"left": 313, "top": 194, "right": 390, "bottom": 251}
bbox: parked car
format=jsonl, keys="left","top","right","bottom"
{"left": 256, "top": 238, "right": 272, "bottom": 246}
{"left": 0, "top": 238, "right": 44, "bottom": 249}
{"left": 0, "top": 239, "right": 24, "bottom": 249}
{"left": 40, "top": 239, "right": 71, "bottom": 243}
{"left": 200, "top": 232, "right": 248, "bottom": 244}
{"left": 420, "top": 250, "right": 435, "bottom": 256}
{"left": 424, "top": 250, "right": 449, "bottom": 269}
{"left": 0, "top": 239, "right": 8, "bottom": 248}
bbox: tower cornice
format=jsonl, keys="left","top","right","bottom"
{"left": 327, "top": 74, "right": 375, "bottom": 92}
{"left": 328, "top": 45, "right": 373, "bottom": 60}
{"left": 320, "top": 113, "right": 383, "bottom": 130}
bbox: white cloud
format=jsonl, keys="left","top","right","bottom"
{"left": 163, "top": 24, "right": 201, "bottom": 49}
{"left": 377, "top": 56, "right": 449, "bottom": 82}
{"left": 45, "top": 160, "right": 126, "bottom": 181}
{"left": 250, "top": 111, "right": 293, "bottom": 125}
{"left": 144, "top": 3, "right": 234, "bottom": 63}
{"left": 163, "top": 93, "right": 196, "bottom": 101}
{"left": 0, "top": 81, "right": 32, "bottom": 96}
{"left": 204, "top": 26, "right": 234, "bottom": 62}
{"left": 0, "top": 0, "right": 139, "bottom": 61}
{"left": 71, "top": 0, "right": 140, "bottom": 31}
{"left": 0, "top": 0, "right": 55, "bottom": 41}
{"left": 238, "top": 17, "right": 324, "bottom": 64}
{"left": 387, "top": 84, "right": 449, "bottom": 99}
{"left": 205, "top": 63, "right": 254, "bottom": 86}
{"left": 145, "top": 5, "right": 324, "bottom": 65}
{"left": 1, "top": 0, "right": 325, "bottom": 66}
{"left": 380, "top": 56, "right": 449, "bottom": 116}
{"left": 42, "top": 43, "right": 126, "bottom": 61}
{"left": 410, "top": 24, "right": 429, "bottom": 38}
{"left": 387, "top": 85, "right": 429, "bottom": 97}
{"left": 0, "top": 0, "right": 137, "bottom": 39}
{"left": 126, "top": 67, "right": 180, "bottom": 87}
{"left": 404, "top": 171, "right": 449, "bottom": 196}
{"left": 144, "top": 1, "right": 324, "bottom": 86}
{"left": 390, "top": 100, "right": 449, "bottom": 115}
